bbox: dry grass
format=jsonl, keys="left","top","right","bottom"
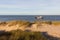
{"left": 0, "top": 20, "right": 60, "bottom": 27}
{"left": 6, "top": 20, "right": 31, "bottom": 27}
{"left": 34, "top": 20, "right": 60, "bottom": 26}
{"left": 34, "top": 20, "right": 52, "bottom": 25}
{"left": 52, "top": 21, "right": 60, "bottom": 25}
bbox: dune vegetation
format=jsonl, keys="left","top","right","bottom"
{"left": 6, "top": 20, "right": 32, "bottom": 27}
{"left": 52, "top": 21, "right": 60, "bottom": 25}
{"left": 0, "top": 20, "right": 60, "bottom": 40}
{"left": 0, "top": 20, "right": 48, "bottom": 40}
{"left": 0, "top": 30, "right": 47, "bottom": 40}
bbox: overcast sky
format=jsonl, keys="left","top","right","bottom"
{"left": 0, "top": 0, "right": 60, "bottom": 15}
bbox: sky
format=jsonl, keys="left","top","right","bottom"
{"left": 0, "top": 0, "right": 60, "bottom": 15}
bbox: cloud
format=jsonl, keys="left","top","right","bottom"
{"left": 0, "top": 9, "right": 60, "bottom": 15}
{"left": 0, "top": 5, "right": 20, "bottom": 8}
{"left": 0, "top": 0, "right": 60, "bottom": 15}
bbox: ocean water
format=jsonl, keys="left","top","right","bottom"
{"left": 0, "top": 15, "right": 60, "bottom": 22}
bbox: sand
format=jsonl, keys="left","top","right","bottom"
{"left": 29, "top": 24, "right": 60, "bottom": 38}
{"left": 0, "top": 22, "right": 60, "bottom": 38}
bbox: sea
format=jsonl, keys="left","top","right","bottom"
{"left": 0, "top": 15, "right": 60, "bottom": 22}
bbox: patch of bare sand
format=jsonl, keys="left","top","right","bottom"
{"left": 0, "top": 24, "right": 26, "bottom": 31}
{"left": 29, "top": 24, "right": 60, "bottom": 38}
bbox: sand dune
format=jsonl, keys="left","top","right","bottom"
{"left": 0, "top": 21, "right": 60, "bottom": 38}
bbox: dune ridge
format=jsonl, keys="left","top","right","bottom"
{"left": 0, "top": 20, "right": 60, "bottom": 38}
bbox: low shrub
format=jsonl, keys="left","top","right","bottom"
{"left": 0, "top": 30, "right": 47, "bottom": 40}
